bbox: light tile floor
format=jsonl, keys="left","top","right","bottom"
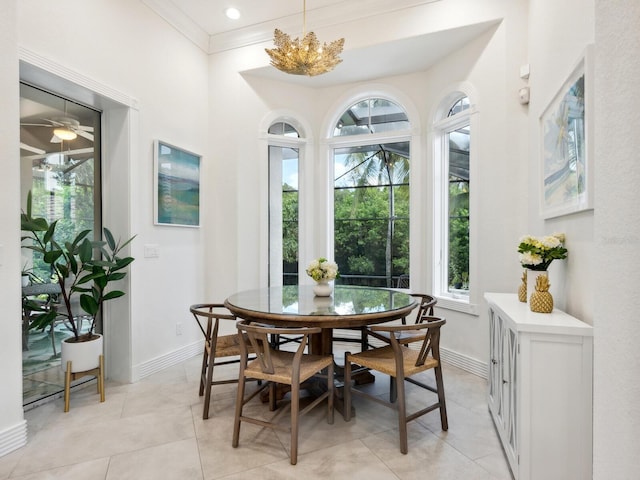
{"left": 0, "top": 350, "right": 513, "bottom": 480}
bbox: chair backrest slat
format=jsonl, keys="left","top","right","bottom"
{"left": 236, "top": 321, "right": 318, "bottom": 374}
{"left": 412, "top": 294, "right": 437, "bottom": 323}
{"left": 246, "top": 330, "right": 275, "bottom": 373}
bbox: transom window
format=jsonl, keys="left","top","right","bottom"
{"left": 334, "top": 98, "right": 409, "bottom": 136}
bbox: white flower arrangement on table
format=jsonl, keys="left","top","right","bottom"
{"left": 306, "top": 257, "right": 340, "bottom": 282}
{"left": 517, "top": 233, "right": 567, "bottom": 271}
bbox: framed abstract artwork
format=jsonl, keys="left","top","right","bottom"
{"left": 539, "top": 45, "right": 594, "bottom": 219}
{"left": 153, "top": 140, "right": 201, "bottom": 227}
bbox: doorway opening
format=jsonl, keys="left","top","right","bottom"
{"left": 20, "top": 82, "right": 102, "bottom": 407}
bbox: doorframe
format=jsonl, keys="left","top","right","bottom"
{"left": 19, "top": 48, "right": 138, "bottom": 383}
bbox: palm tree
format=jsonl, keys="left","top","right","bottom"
{"left": 335, "top": 143, "right": 409, "bottom": 287}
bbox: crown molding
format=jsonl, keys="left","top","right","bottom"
{"left": 144, "top": 0, "right": 441, "bottom": 54}
{"left": 141, "top": 0, "right": 210, "bottom": 53}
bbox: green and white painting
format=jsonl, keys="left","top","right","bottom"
{"left": 540, "top": 49, "right": 592, "bottom": 218}
{"left": 154, "top": 141, "right": 200, "bottom": 226}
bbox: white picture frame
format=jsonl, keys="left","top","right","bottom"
{"left": 539, "top": 45, "right": 594, "bottom": 219}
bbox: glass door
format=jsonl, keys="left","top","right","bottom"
{"left": 20, "top": 83, "right": 101, "bottom": 407}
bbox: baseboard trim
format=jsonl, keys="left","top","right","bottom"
{"left": 133, "top": 340, "right": 203, "bottom": 381}
{"left": 0, "top": 420, "right": 27, "bottom": 458}
{"left": 440, "top": 347, "right": 488, "bottom": 379}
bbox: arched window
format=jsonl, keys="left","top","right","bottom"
{"left": 434, "top": 95, "right": 471, "bottom": 300}
{"left": 268, "top": 121, "right": 301, "bottom": 286}
{"left": 331, "top": 97, "right": 411, "bottom": 288}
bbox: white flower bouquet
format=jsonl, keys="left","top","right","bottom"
{"left": 517, "top": 233, "right": 567, "bottom": 271}
{"left": 306, "top": 257, "right": 339, "bottom": 282}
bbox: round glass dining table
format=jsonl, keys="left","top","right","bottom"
{"left": 225, "top": 285, "right": 417, "bottom": 354}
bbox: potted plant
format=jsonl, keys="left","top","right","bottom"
{"left": 21, "top": 191, "right": 135, "bottom": 374}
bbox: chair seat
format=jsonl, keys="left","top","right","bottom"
{"left": 212, "top": 333, "right": 244, "bottom": 357}
{"left": 245, "top": 350, "right": 333, "bottom": 384}
{"left": 347, "top": 345, "right": 438, "bottom": 377}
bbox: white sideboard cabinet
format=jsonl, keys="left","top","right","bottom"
{"left": 485, "top": 293, "right": 593, "bottom": 480}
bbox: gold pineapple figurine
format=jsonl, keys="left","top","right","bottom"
{"left": 518, "top": 270, "right": 527, "bottom": 302}
{"left": 530, "top": 274, "right": 553, "bottom": 313}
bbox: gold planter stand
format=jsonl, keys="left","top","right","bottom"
{"left": 64, "top": 354, "right": 105, "bottom": 412}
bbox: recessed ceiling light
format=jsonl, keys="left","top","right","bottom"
{"left": 225, "top": 7, "right": 240, "bottom": 20}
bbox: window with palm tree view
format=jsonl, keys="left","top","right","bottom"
{"left": 333, "top": 98, "right": 410, "bottom": 288}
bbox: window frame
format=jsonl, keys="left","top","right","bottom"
{"left": 432, "top": 93, "right": 479, "bottom": 314}
{"left": 267, "top": 125, "right": 305, "bottom": 287}
{"left": 328, "top": 95, "right": 413, "bottom": 288}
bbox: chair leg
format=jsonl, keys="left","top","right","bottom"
{"left": 389, "top": 377, "right": 397, "bottom": 403}
{"left": 202, "top": 344, "right": 216, "bottom": 420}
{"left": 232, "top": 377, "right": 246, "bottom": 448}
{"left": 269, "top": 382, "right": 277, "bottom": 411}
{"left": 396, "top": 375, "right": 408, "bottom": 454}
{"left": 360, "top": 327, "right": 369, "bottom": 351}
{"left": 198, "top": 345, "right": 208, "bottom": 396}
{"left": 434, "top": 365, "right": 448, "bottom": 430}
{"left": 290, "top": 380, "right": 300, "bottom": 465}
{"left": 343, "top": 353, "right": 352, "bottom": 422}
{"left": 327, "top": 362, "right": 334, "bottom": 424}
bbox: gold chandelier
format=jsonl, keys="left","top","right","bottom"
{"left": 265, "top": 0, "right": 345, "bottom": 77}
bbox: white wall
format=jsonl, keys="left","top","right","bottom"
{"left": 15, "top": 0, "right": 210, "bottom": 381}
{"left": 593, "top": 1, "right": 640, "bottom": 477}
{"left": 207, "top": 0, "right": 530, "bottom": 364}
{"left": 0, "top": 0, "right": 28, "bottom": 457}
{"left": 527, "top": 0, "right": 595, "bottom": 320}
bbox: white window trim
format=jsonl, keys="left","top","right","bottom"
{"left": 432, "top": 101, "right": 479, "bottom": 315}
{"left": 259, "top": 111, "right": 312, "bottom": 288}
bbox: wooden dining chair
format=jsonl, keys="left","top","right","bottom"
{"left": 367, "top": 293, "right": 437, "bottom": 345}
{"left": 343, "top": 318, "right": 448, "bottom": 454}
{"left": 232, "top": 321, "right": 334, "bottom": 465}
{"left": 190, "top": 303, "right": 257, "bottom": 420}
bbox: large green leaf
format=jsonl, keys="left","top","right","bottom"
{"left": 43, "top": 221, "right": 58, "bottom": 244}
{"left": 103, "top": 290, "right": 125, "bottom": 301}
{"left": 78, "top": 238, "right": 93, "bottom": 263}
{"left": 43, "top": 250, "right": 63, "bottom": 264}
{"left": 28, "top": 310, "right": 58, "bottom": 331}
{"left": 80, "top": 294, "right": 99, "bottom": 316}
{"left": 104, "top": 228, "right": 116, "bottom": 251}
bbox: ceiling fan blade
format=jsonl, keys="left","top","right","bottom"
{"left": 20, "top": 123, "right": 53, "bottom": 127}
{"left": 44, "top": 118, "right": 66, "bottom": 127}
{"left": 75, "top": 129, "right": 94, "bottom": 141}
{"left": 20, "top": 142, "right": 46, "bottom": 154}
{"left": 50, "top": 134, "right": 62, "bottom": 143}
{"left": 76, "top": 125, "right": 94, "bottom": 132}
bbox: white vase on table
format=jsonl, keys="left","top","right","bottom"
{"left": 313, "top": 280, "right": 333, "bottom": 297}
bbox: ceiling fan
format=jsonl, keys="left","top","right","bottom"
{"left": 21, "top": 116, "right": 94, "bottom": 143}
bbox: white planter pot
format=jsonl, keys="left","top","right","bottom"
{"left": 61, "top": 334, "right": 103, "bottom": 373}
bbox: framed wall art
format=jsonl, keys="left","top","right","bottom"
{"left": 153, "top": 140, "right": 201, "bottom": 227}
{"left": 539, "top": 45, "right": 594, "bottom": 219}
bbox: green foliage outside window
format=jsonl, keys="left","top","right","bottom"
{"left": 448, "top": 180, "right": 469, "bottom": 290}
{"left": 26, "top": 169, "right": 96, "bottom": 283}
{"left": 334, "top": 146, "right": 410, "bottom": 287}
